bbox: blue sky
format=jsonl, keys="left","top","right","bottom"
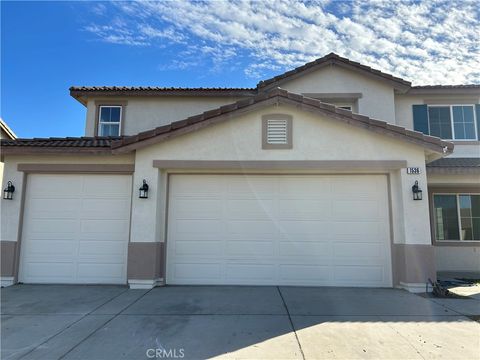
{"left": 2, "top": 1, "right": 479, "bottom": 138}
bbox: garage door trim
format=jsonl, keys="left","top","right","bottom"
{"left": 17, "top": 163, "right": 135, "bottom": 174}
{"left": 153, "top": 160, "right": 407, "bottom": 170}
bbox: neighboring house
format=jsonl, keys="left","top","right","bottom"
{"left": 0, "top": 119, "right": 17, "bottom": 141}
{"left": 1, "top": 53, "right": 478, "bottom": 291}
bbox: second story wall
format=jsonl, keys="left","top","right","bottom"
{"left": 85, "top": 96, "right": 245, "bottom": 136}
{"left": 395, "top": 93, "right": 480, "bottom": 158}
{"left": 276, "top": 65, "right": 397, "bottom": 123}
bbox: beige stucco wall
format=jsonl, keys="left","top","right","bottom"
{"left": 277, "top": 66, "right": 396, "bottom": 123}
{"left": 395, "top": 94, "right": 480, "bottom": 159}
{"left": 85, "top": 96, "right": 245, "bottom": 136}
{"left": 0, "top": 154, "right": 134, "bottom": 244}
{"left": 129, "top": 103, "right": 432, "bottom": 252}
{"left": 435, "top": 247, "right": 480, "bottom": 272}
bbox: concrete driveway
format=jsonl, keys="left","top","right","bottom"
{"left": 1, "top": 285, "right": 479, "bottom": 360}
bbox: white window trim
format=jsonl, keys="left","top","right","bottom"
{"left": 433, "top": 192, "right": 480, "bottom": 242}
{"left": 98, "top": 105, "right": 122, "bottom": 136}
{"left": 427, "top": 104, "right": 478, "bottom": 141}
{"left": 327, "top": 102, "right": 354, "bottom": 111}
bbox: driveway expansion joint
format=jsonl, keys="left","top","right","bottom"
{"left": 276, "top": 286, "right": 306, "bottom": 360}
{"left": 56, "top": 287, "right": 155, "bottom": 360}
{"left": 16, "top": 287, "right": 132, "bottom": 360}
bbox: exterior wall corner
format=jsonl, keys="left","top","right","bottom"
{"left": 393, "top": 243, "right": 436, "bottom": 287}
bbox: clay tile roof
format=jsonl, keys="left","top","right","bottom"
{"left": 427, "top": 157, "right": 480, "bottom": 174}
{"left": 1, "top": 136, "right": 123, "bottom": 154}
{"left": 427, "top": 157, "right": 480, "bottom": 167}
{"left": 257, "top": 53, "right": 411, "bottom": 90}
{"left": 69, "top": 86, "right": 257, "bottom": 100}
{"left": 407, "top": 84, "right": 480, "bottom": 94}
{"left": 70, "top": 86, "right": 257, "bottom": 91}
{"left": 110, "top": 87, "right": 453, "bottom": 155}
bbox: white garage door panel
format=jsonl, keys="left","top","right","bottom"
{"left": 280, "top": 265, "right": 331, "bottom": 282}
{"left": 167, "top": 174, "right": 392, "bottom": 287}
{"left": 19, "top": 174, "right": 132, "bottom": 284}
{"left": 23, "top": 262, "right": 76, "bottom": 281}
{"left": 174, "top": 263, "right": 221, "bottom": 280}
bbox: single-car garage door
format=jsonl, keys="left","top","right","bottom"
{"left": 167, "top": 174, "right": 392, "bottom": 287}
{"left": 19, "top": 174, "right": 132, "bottom": 284}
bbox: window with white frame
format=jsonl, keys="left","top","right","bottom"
{"left": 433, "top": 194, "right": 480, "bottom": 241}
{"left": 98, "top": 106, "right": 122, "bottom": 136}
{"left": 428, "top": 105, "right": 477, "bottom": 140}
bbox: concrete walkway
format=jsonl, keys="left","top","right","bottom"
{"left": 1, "top": 285, "right": 479, "bottom": 359}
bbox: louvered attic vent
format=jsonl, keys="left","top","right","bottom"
{"left": 262, "top": 114, "right": 292, "bottom": 149}
{"left": 266, "top": 119, "right": 288, "bottom": 144}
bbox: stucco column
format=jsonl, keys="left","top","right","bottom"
{"left": 0, "top": 160, "right": 25, "bottom": 287}
{"left": 393, "top": 164, "right": 436, "bottom": 292}
{"left": 127, "top": 151, "right": 165, "bottom": 289}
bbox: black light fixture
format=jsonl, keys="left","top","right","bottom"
{"left": 3, "top": 181, "right": 15, "bottom": 200}
{"left": 412, "top": 180, "right": 422, "bottom": 201}
{"left": 139, "top": 179, "right": 149, "bottom": 199}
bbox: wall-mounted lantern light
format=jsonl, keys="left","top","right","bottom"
{"left": 412, "top": 180, "right": 422, "bottom": 201}
{"left": 139, "top": 179, "right": 149, "bottom": 199}
{"left": 3, "top": 181, "right": 15, "bottom": 200}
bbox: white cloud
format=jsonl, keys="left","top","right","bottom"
{"left": 138, "top": 25, "right": 186, "bottom": 43}
{"left": 85, "top": 0, "right": 480, "bottom": 84}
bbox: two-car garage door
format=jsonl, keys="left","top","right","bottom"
{"left": 19, "top": 174, "right": 131, "bottom": 284}
{"left": 167, "top": 174, "right": 392, "bottom": 287}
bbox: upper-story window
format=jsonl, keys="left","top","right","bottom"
{"left": 427, "top": 105, "right": 477, "bottom": 140}
{"left": 98, "top": 106, "right": 122, "bottom": 136}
